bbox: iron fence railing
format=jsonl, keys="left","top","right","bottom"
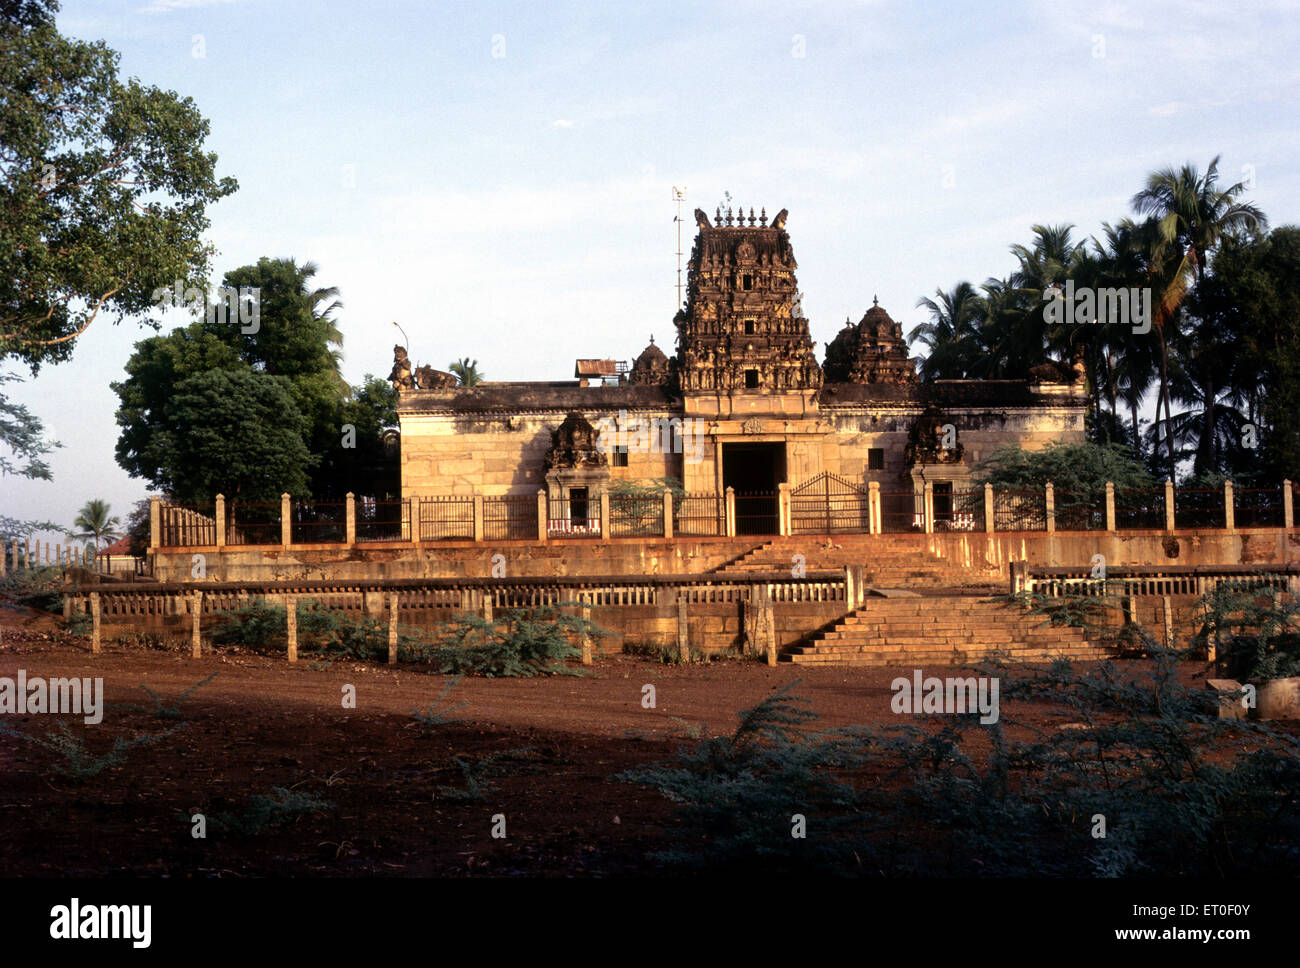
{"left": 933, "top": 487, "right": 982, "bottom": 532}
{"left": 610, "top": 496, "right": 665, "bottom": 537}
{"left": 227, "top": 502, "right": 281, "bottom": 545}
{"left": 1234, "top": 487, "right": 1285, "bottom": 529}
{"left": 880, "top": 491, "right": 921, "bottom": 533}
{"left": 674, "top": 493, "right": 724, "bottom": 536}
{"left": 733, "top": 491, "right": 778, "bottom": 536}
{"left": 994, "top": 489, "right": 1046, "bottom": 531}
{"left": 356, "top": 499, "right": 409, "bottom": 542}
{"left": 420, "top": 496, "right": 474, "bottom": 541}
{"left": 1175, "top": 489, "right": 1226, "bottom": 529}
{"left": 290, "top": 501, "right": 347, "bottom": 544}
{"left": 483, "top": 494, "right": 538, "bottom": 541}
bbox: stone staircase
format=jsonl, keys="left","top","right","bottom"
{"left": 713, "top": 535, "right": 997, "bottom": 592}
{"left": 782, "top": 594, "right": 1109, "bottom": 666}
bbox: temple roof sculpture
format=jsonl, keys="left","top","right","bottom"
{"left": 822, "top": 298, "right": 917, "bottom": 385}
{"left": 544, "top": 412, "right": 608, "bottom": 469}
{"left": 628, "top": 336, "right": 671, "bottom": 386}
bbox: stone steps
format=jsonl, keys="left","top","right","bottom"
{"left": 712, "top": 535, "right": 994, "bottom": 590}
{"left": 782, "top": 596, "right": 1108, "bottom": 666}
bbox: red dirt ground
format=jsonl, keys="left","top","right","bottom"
{"left": 0, "top": 603, "right": 1255, "bottom": 877}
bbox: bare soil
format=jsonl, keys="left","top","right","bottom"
{"left": 0, "top": 603, "right": 1243, "bottom": 877}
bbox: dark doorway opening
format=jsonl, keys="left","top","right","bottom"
{"left": 723, "top": 442, "right": 785, "bottom": 535}
{"left": 569, "top": 487, "right": 589, "bottom": 525}
{"left": 932, "top": 481, "right": 952, "bottom": 525}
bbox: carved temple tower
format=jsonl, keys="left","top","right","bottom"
{"left": 675, "top": 206, "right": 822, "bottom": 402}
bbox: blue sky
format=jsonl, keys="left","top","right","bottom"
{"left": 6, "top": 0, "right": 1299, "bottom": 542}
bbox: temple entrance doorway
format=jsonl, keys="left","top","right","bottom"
{"left": 723, "top": 442, "right": 785, "bottom": 535}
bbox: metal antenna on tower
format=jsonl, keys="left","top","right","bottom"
{"left": 672, "top": 186, "right": 687, "bottom": 312}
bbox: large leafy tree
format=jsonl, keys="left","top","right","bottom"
{"left": 0, "top": 0, "right": 237, "bottom": 369}
{"left": 0, "top": 371, "right": 57, "bottom": 478}
{"left": 113, "top": 258, "right": 397, "bottom": 503}
{"left": 152, "top": 368, "right": 312, "bottom": 504}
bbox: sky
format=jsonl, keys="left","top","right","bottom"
{"left": 5, "top": 0, "right": 1300, "bottom": 544}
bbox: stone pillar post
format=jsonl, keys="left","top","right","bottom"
{"left": 580, "top": 605, "right": 593, "bottom": 666}
{"left": 150, "top": 496, "right": 161, "bottom": 550}
{"left": 285, "top": 596, "right": 298, "bottom": 663}
{"left": 536, "top": 490, "right": 548, "bottom": 542}
{"left": 1045, "top": 482, "right": 1056, "bottom": 534}
{"left": 869, "top": 481, "right": 881, "bottom": 535}
{"left": 0, "top": 540, "right": 5, "bottom": 578}
{"left": 676, "top": 596, "right": 690, "bottom": 662}
{"left": 599, "top": 491, "right": 610, "bottom": 541}
{"left": 984, "top": 483, "right": 995, "bottom": 533}
{"left": 1285, "top": 480, "right": 1294, "bottom": 530}
{"left": 725, "top": 487, "right": 736, "bottom": 537}
{"left": 472, "top": 494, "right": 484, "bottom": 542}
{"left": 777, "top": 482, "right": 791, "bottom": 537}
{"left": 90, "top": 592, "right": 101, "bottom": 654}
{"left": 388, "top": 592, "right": 399, "bottom": 665}
{"left": 923, "top": 481, "right": 934, "bottom": 534}
{"left": 662, "top": 490, "right": 673, "bottom": 539}
{"left": 1165, "top": 479, "right": 1175, "bottom": 532}
{"left": 346, "top": 492, "right": 357, "bottom": 546}
{"left": 191, "top": 590, "right": 203, "bottom": 659}
{"left": 1105, "top": 482, "right": 1116, "bottom": 532}
{"left": 215, "top": 494, "right": 227, "bottom": 548}
{"left": 763, "top": 591, "right": 777, "bottom": 667}
{"left": 280, "top": 493, "right": 292, "bottom": 548}
{"left": 1224, "top": 480, "right": 1235, "bottom": 532}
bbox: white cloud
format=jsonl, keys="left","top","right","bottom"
{"left": 139, "top": 0, "right": 243, "bottom": 14}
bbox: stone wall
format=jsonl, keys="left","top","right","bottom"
{"left": 399, "top": 409, "right": 680, "bottom": 498}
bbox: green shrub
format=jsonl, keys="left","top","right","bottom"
{"left": 435, "top": 748, "right": 536, "bottom": 801}
{"left": 412, "top": 676, "right": 468, "bottom": 733}
{"left": 206, "top": 786, "right": 333, "bottom": 837}
{"left": 0, "top": 565, "right": 67, "bottom": 613}
{"left": 208, "top": 598, "right": 425, "bottom": 660}
{"left": 0, "top": 720, "right": 180, "bottom": 784}
{"left": 114, "top": 673, "right": 218, "bottom": 720}
{"left": 420, "top": 604, "right": 608, "bottom": 678}
{"left": 617, "top": 680, "right": 877, "bottom": 874}
{"left": 1191, "top": 582, "right": 1300, "bottom": 681}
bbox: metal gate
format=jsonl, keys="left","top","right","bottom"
{"left": 790, "top": 472, "right": 870, "bottom": 535}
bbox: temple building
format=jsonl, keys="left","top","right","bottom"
{"left": 395, "top": 206, "right": 1088, "bottom": 533}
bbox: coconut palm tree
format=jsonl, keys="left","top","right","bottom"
{"left": 72, "top": 499, "right": 121, "bottom": 554}
{"left": 909, "top": 282, "right": 985, "bottom": 380}
{"left": 1131, "top": 157, "right": 1268, "bottom": 478}
{"left": 449, "top": 358, "right": 483, "bottom": 386}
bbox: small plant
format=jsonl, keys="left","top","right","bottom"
{"left": 206, "top": 786, "right": 333, "bottom": 837}
{"left": 412, "top": 676, "right": 468, "bottom": 733}
{"left": 0, "top": 720, "right": 179, "bottom": 784}
{"left": 114, "top": 672, "right": 217, "bottom": 720}
{"left": 994, "top": 588, "right": 1120, "bottom": 629}
{"left": 435, "top": 748, "right": 535, "bottom": 801}
{"left": 62, "top": 611, "right": 92, "bottom": 636}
